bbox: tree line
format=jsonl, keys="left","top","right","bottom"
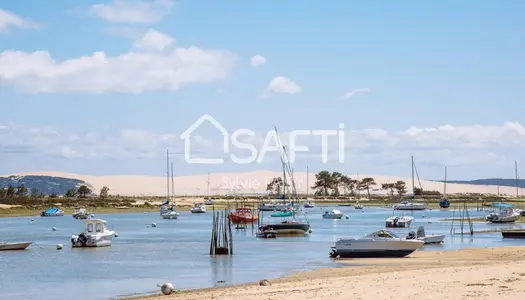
{"left": 0, "top": 184, "right": 110, "bottom": 200}
{"left": 266, "top": 170, "right": 440, "bottom": 198}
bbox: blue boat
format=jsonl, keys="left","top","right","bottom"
{"left": 271, "top": 210, "right": 293, "bottom": 217}
{"left": 40, "top": 207, "right": 64, "bottom": 217}
{"left": 439, "top": 198, "right": 450, "bottom": 208}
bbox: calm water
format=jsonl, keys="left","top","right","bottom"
{"left": 1, "top": 205, "right": 525, "bottom": 300}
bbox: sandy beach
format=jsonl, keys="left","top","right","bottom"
{"left": 131, "top": 246, "right": 525, "bottom": 300}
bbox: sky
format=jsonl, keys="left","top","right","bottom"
{"left": 1, "top": 0, "right": 525, "bottom": 180}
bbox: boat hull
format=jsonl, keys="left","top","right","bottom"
{"left": 161, "top": 212, "right": 179, "bottom": 219}
{"left": 491, "top": 215, "right": 519, "bottom": 223}
{"left": 260, "top": 223, "right": 311, "bottom": 235}
{"left": 385, "top": 217, "right": 413, "bottom": 228}
{"left": 419, "top": 234, "right": 445, "bottom": 244}
{"left": 0, "top": 242, "right": 32, "bottom": 251}
{"left": 502, "top": 230, "right": 525, "bottom": 239}
{"left": 393, "top": 206, "right": 426, "bottom": 211}
{"left": 323, "top": 214, "right": 344, "bottom": 219}
{"left": 71, "top": 233, "right": 114, "bottom": 248}
{"left": 228, "top": 209, "right": 258, "bottom": 223}
{"left": 335, "top": 249, "right": 417, "bottom": 258}
{"left": 332, "top": 238, "right": 423, "bottom": 258}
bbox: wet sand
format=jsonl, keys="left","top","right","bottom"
{"left": 129, "top": 246, "right": 525, "bottom": 300}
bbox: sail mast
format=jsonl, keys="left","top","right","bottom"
{"left": 306, "top": 166, "right": 309, "bottom": 197}
{"left": 171, "top": 162, "right": 175, "bottom": 206}
{"left": 444, "top": 166, "right": 447, "bottom": 196}
{"left": 411, "top": 155, "right": 415, "bottom": 194}
{"left": 166, "top": 149, "right": 170, "bottom": 201}
{"left": 515, "top": 160, "right": 519, "bottom": 203}
{"left": 207, "top": 172, "right": 210, "bottom": 197}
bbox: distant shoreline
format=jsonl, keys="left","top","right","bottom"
{"left": 122, "top": 246, "right": 525, "bottom": 300}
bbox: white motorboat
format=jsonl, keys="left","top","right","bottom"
{"left": 354, "top": 202, "right": 363, "bottom": 209}
{"left": 322, "top": 209, "right": 344, "bottom": 219}
{"left": 407, "top": 226, "right": 445, "bottom": 244}
{"left": 393, "top": 200, "right": 426, "bottom": 211}
{"left": 71, "top": 219, "right": 115, "bottom": 248}
{"left": 161, "top": 210, "right": 179, "bottom": 219}
{"left": 190, "top": 203, "right": 207, "bottom": 213}
{"left": 329, "top": 230, "right": 424, "bottom": 258}
{"left": 490, "top": 209, "right": 520, "bottom": 223}
{"left": 303, "top": 201, "right": 315, "bottom": 208}
{"left": 0, "top": 241, "right": 32, "bottom": 251}
{"left": 259, "top": 201, "right": 291, "bottom": 212}
{"left": 385, "top": 215, "right": 414, "bottom": 228}
{"left": 72, "top": 207, "right": 90, "bottom": 219}
{"left": 204, "top": 198, "right": 214, "bottom": 205}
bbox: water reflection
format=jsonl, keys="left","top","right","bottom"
{"left": 210, "top": 256, "right": 233, "bottom": 287}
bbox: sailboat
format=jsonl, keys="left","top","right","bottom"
{"left": 489, "top": 161, "right": 521, "bottom": 223}
{"left": 160, "top": 151, "right": 179, "bottom": 219}
{"left": 439, "top": 166, "right": 450, "bottom": 208}
{"left": 393, "top": 156, "right": 426, "bottom": 211}
{"left": 302, "top": 166, "right": 315, "bottom": 208}
{"left": 258, "top": 128, "right": 311, "bottom": 236}
{"left": 204, "top": 173, "right": 214, "bottom": 205}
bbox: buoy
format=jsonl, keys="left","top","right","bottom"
{"left": 56, "top": 244, "right": 63, "bottom": 250}
{"left": 31, "top": 219, "right": 34, "bottom": 222}
{"left": 422, "top": 215, "right": 425, "bottom": 218}
{"left": 52, "top": 227, "right": 57, "bottom": 231}
{"left": 157, "top": 282, "right": 175, "bottom": 295}
{"left": 259, "top": 279, "right": 270, "bottom": 286}
{"left": 428, "top": 220, "right": 432, "bottom": 224}
{"left": 151, "top": 223, "right": 157, "bottom": 227}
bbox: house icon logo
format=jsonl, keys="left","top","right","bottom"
{"left": 180, "top": 115, "right": 229, "bottom": 164}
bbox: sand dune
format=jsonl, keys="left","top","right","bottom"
{"left": 0, "top": 170, "right": 518, "bottom": 197}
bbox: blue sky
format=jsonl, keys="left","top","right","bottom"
{"left": 1, "top": 0, "right": 525, "bottom": 180}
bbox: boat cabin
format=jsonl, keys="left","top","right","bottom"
{"left": 366, "top": 230, "right": 400, "bottom": 239}
{"left": 84, "top": 219, "right": 108, "bottom": 234}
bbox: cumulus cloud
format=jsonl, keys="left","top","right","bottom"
{"left": 0, "top": 30, "right": 236, "bottom": 94}
{"left": 89, "top": 0, "right": 174, "bottom": 24}
{"left": 3, "top": 122, "right": 525, "bottom": 172}
{"left": 262, "top": 76, "right": 301, "bottom": 97}
{"left": 342, "top": 87, "right": 371, "bottom": 99}
{"left": 250, "top": 55, "right": 266, "bottom": 67}
{"left": 0, "top": 9, "right": 41, "bottom": 34}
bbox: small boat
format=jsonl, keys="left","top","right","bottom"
{"left": 161, "top": 210, "right": 179, "bottom": 219}
{"left": 490, "top": 209, "right": 519, "bottom": 223}
{"left": 354, "top": 202, "right": 363, "bottom": 209}
{"left": 385, "top": 215, "right": 414, "bottom": 228}
{"left": 204, "top": 198, "right": 214, "bottom": 205}
{"left": 190, "top": 203, "right": 207, "bottom": 213}
{"left": 329, "top": 230, "right": 424, "bottom": 258}
{"left": 258, "top": 201, "right": 290, "bottom": 212}
{"left": 256, "top": 228, "right": 278, "bottom": 238}
{"left": 439, "top": 198, "right": 450, "bottom": 208}
{"left": 303, "top": 201, "right": 315, "bottom": 208}
{"left": 322, "top": 209, "right": 344, "bottom": 219}
{"left": 406, "top": 226, "right": 445, "bottom": 244}
{"left": 40, "top": 207, "right": 64, "bottom": 217}
{"left": 271, "top": 210, "right": 293, "bottom": 217}
{"left": 72, "top": 207, "right": 90, "bottom": 219}
{"left": 393, "top": 200, "right": 426, "bottom": 211}
{"left": 0, "top": 241, "right": 32, "bottom": 251}
{"left": 228, "top": 208, "right": 258, "bottom": 223}
{"left": 71, "top": 219, "right": 115, "bottom": 248}
{"left": 501, "top": 229, "right": 525, "bottom": 239}
{"left": 259, "top": 221, "right": 310, "bottom": 235}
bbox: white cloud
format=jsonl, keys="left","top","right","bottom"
{"left": 0, "top": 30, "right": 236, "bottom": 94}
{"left": 0, "top": 9, "right": 41, "bottom": 34}
{"left": 90, "top": 0, "right": 174, "bottom": 24}
{"left": 265, "top": 76, "right": 301, "bottom": 96}
{"left": 250, "top": 55, "right": 266, "bottom": 67}
{"left": 133, "top": 29, "right": 175, "bottom": 52}
{"left": 342, "top": 87, "right": 371, "bottom": 99}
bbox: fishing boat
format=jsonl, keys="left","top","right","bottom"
{"left": 40, "top": 207, "right": 64, "bottom": 217}
{"left": 0, "top": 241, "right": 32, "bottom": 251}
{"left": 322, "top": 209, "right": 344, "bottom": 219}
{"left": 190, "top": 202, "right": 207, "bottom": 213}
{"left": 228, "top": 207, "right": 258, "bottom": 223}
{"left": 329, "top": 230, "right": 424, "bottom": 258}
{"left": 406, "top": 226, "right": 445, "bottom": 244}
{"left": 385, "top": 215, "right": 414, "bottom": 228}
{"left": 72, "top": 207, "right": 90, "bottom": 219}
{"left": 71, "top": 219, "right": 115, "bottom": 248}
{"left": 271, "top": 209, "right": 293, "bottom": 217}
{"left": 160, "top": 150, "right": 179, "bottom": 219}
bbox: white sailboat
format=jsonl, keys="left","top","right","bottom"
{"left": 393, "top": 156, "right": 426, "bottom": 211}
{"left": 161, "top": 150, "right": 179, "bottom": 219}
{"left": 204, "top": 173, "right": 214, "bottom": 205}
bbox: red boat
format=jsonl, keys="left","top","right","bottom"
{"left": 228, "top": 208, "right": 258, "bottom": 223}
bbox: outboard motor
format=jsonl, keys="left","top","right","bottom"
{"left": 393, "top": 217, "right": 399, "bottom": 227}
{"left": 406, "top": 231, "right": 416, "bottom": 240}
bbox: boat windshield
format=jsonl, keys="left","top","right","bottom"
{"left": 364, "top": 230, "right": 399, "bottom": 239}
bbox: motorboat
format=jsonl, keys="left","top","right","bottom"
{"left": 258, "top": 201, "right": 290, "bottom": 212}
{"left": 406, "top": 226, "right": 445, "bottom": 244}
{"left": 0, "top": 241, "right": 32, "bottom": 251}
{"left": 393, "top": 200, "right": 426, "bottom": 211}
{"left": 40, "top": 207, "right": 64, "bottom": 217}
{"left": 439, "top": 198, "right": 450, "bottom": 208}
{"left": 354, "top": 202, "right": 363, "bottom": 209}
{"left": 303, "top": 201, "right": 315, "bottom": 208}
{"left": 490, "top": 208, "right": 519, "bottom": 223}
{"left": 190, "top": 203, "right": 207, "bottom": 213}
{"left": 204, "top": 198, "right": 214, "bottom": 205}
{"left": 71, "top": 219, "right": 115, "bottom": 248}
{"left": 322, "top": 209, "right": 344, "bottom": 219}
{"left": 329, "top": 230, "right": 424, "bottom": 258}
{"left": 259, "top": 221, "right": 311, "bottom": 235}
{"left": 271, "top": 210, "right": 293, "bottom": 217}
{"left": 161, "top": 210, "right": 179, "bottom": 219}
{"left": 228, "top": 207, "right": 258, "bottom": 223}
{"left": 385, "top": 215, "right": 414, "bottom": 228}
{"left": 72, "top": 207, "right": 90, "bottom": 219}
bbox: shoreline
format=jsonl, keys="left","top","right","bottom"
{"left": 124, "top": 246, "right": 525, "bottom": 300}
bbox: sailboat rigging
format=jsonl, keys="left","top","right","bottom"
{"left": 160, "top": 150, "right": 179, "bottom": 219}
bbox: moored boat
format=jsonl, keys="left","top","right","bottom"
{"left": 406, "top": 226, "right": 445, "bottom": 244}
{"left": 228, "top": 208, "right": 258, "bottom": 223}
{"left": 0, "top": 241, "right": 32, "bottom": 251}
{"left": 259, "top": 221, "right": 310, "bottom": 235}
{"left": 385, "top": 215, "right": 414, "bottom": 228}
{"left": 322, "top": 209, "right": 344, "bottom": 219}
{"left": 190, "top": 203, "right": 207, "bottom": 213}
{"left": 40, "top": 207, "right": 64, "bottom": 217}
{"left": 71, "top": 219, "right": 115, "bottom": 248}
{"left": 329, "top": 230, "right": 424, "bottom": 258}
{"left": 271, "top": 210, "right": 293, "bottom": 217}
{"left": 502, "top": 229, "right": 525, "bottom": 239}
{"left": 72, "top": 207, "right": 90, "bottom": 219}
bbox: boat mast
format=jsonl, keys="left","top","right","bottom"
{"left": 444, "top": 166, "right": 447, "bottom": 197}
{"left": 171, "top": 162, "right": 175, "bottom": 206}
{"left": 515, "top": 160, "right": 519, "bottom": 204}
{"left": 411, "top": 155, "right": 415, "bottom": 194}
{"left": 207, "top": 172, "right": 210, "bottom": 197}
{"left": 166, "top": 149, "right": 170, "bottom": 202}
{"left": 306, "top": 166, "right": 309, "bottom": 198}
